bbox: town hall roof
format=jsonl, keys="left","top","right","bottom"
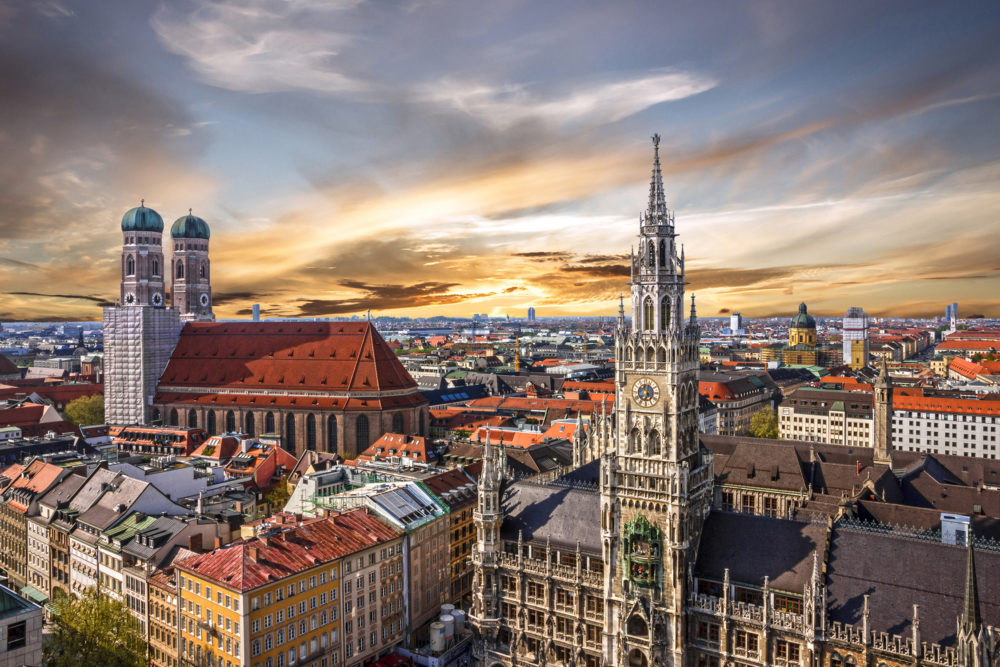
{"left": 155, "top": 322, "right": 425, "bottom": 412}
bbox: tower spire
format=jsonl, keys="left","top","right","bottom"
{"left": 962, "top": 539, "right": 982, "bottom": 634}
{"left": 647, "top": 134, "right": 668, "bottom": 224}
{"left": 689, "top": 294, "right": 697, "bottom": 324}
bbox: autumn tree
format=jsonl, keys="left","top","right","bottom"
{"left": 63, "top": 394, "right": 104, "bottom": 426}
{"left": 747, "top": 407, "right": 780, "bottom": 439}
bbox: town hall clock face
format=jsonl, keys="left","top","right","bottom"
{"left": 124, "top": 291, "right": 136, "bottom": 305}
{"left": 632, "top": 377, "right": 660, "bottom": 407}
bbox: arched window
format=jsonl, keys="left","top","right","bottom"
{"left": 648, "top": 429, "right": 661, "bottom": 456}
{"left": 356, "top": 415, "right": 370, "bottom": 449}
{"left": 629, "top": 649, "right": 648, "bottom": 667}
{"left": 188, "top": 409, "right": 197, "bottom": 428}
{"left": 660, "top": 298, "right": 670, "bottom": 331}
{"left": 169, "top": 409, "right": 178, "bottom": 426}
{"left": 629, "top": 428, "right": 641, "bottom": 455}
{"left": 225, "top": 410, "right": 235, "bottom": 433}
{"left": 126, "top": 256, "right": 135, "bottom": 276}
{"left": 176, "top": 262, "right": 184, "bottom": 279}
{"left": 285, "top": 414, "right": 296, "bottom": 450}
{"left": 207, "top": 411, "right": 217, "bottom": 434}
{"left": 647, "top": 240, "right": 655, "bottom": 268}
{"left": 421, "top": 411, "right": 427, "bottom": 437}
{"left": 627, "top": 615, "right": 648, "bottom": 637}
{"left": 265, "top": 412, "right": 275, "bottom": 433}
{"left": 392, "top": 413, "right": 404, "bottom": 434}
{"left": 643, "top": 297, "right": 654, "bottom": 331}
{"left": 659, "top": 239, "right": 666, "bottom": 266}
{"left": 200, "top": 264, "right": 206, "bottom": 279}
{"left": 328, "top": 415, "right": 338, "bottom": 451}
{"left": 306, "top": 414, "right": 316, "bottom": 451}
{"left": 152, "top": 259, "right": 159, "bottom": 276}
{"left": 244, "top": 412, "right": 255, "bottom": 437}
{"left": 830, "top": 654, "right": 843, "bottom": 667}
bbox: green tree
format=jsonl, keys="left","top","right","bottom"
{"left": 264, "top": 474, "right": 291, "bottom": 513}
{"left": 747, "top": 407, "right": 780, "bottom": 439}
{"left": 63, "top": 394, "right": 104, "bottom": 426}
{"left": 44, "top": 587, "right": 146, "bottom": 667}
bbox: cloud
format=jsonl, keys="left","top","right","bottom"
{"left": 151, "top": 0, "right": 369, "bottom": 96}
{"left": 7, "top": 291, "right": 113, "bottom": 307}
{"left": 421, "top": 69, "right": 717, "bottom": 129}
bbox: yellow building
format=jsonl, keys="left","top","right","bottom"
{"left": 789, "top": 302, "right": 817, "bottom": 346}
{"left": 176, "top": 510, "right": 402, "bottom": 667}
{"left": 760, "top": 303, "right": 842, "bottom": 367}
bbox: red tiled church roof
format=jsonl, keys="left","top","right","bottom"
{"left": 155, "top": 322, "right": 422, "bottom": 410}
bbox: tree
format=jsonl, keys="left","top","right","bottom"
{"left": 264, "top": 474, "right": 291, "bottom": 513}
{"left": 747, "top": 407, "right": 780, "bottom": 439}
{"left": 44, "top": 587, "right": 146, "bottom": 667}
{"left": 63, "top": 394, "right": 104, "bottom": 426}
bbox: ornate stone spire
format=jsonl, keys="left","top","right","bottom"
{"left": 689, "top": 294, "right": 697, "bottom": 324}
{"left": 646, "top": 134, "right": 668, "bottom": 224}
{"left": 962, "top": 539, "right": 982, "bottom": 634}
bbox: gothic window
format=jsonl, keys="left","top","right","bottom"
{"left": 356, "top": 415, "right": 370, "bottom": 448}
{"left": 421, "top": 411, "right": 427, "bottom": 437}
{"left": 829, "top": 654, "right": 843, "bottom": 667}
{"left": 648, "top": 429, "right": 661, "bottom": 456}
{"left": 328, "top": 415, "right": 338, "bottom": 450}
{"left": 285, "top": 414, "right": 296, "bottom": 449}
{"left": 169, "top": 409, "right": 178, "bottom": 426}
{"left": 656, "top": 347, "right": 666, "bottom": 364}
{"left": 188, "top": 409, "right": 197, "bottom": 428}
{"left": 200, "top": 264, "right": 206, "bottom": 279}
{"left": 152, "top": 408, "right": 161, "bottom": 423}
{"left": 225, "top": 410, "right": 236, "bottom": 433}
{"left": 207, "top": 411, "right": 217, "bottom": 434}
{"left": 659, "top": 239, "right": 666, "bottom": 266}
{"left": 265, "top": 412, "right": 275, "bottom": 433}
{"left": 647, "top": 241, "right": 655, "bottom": 268}
{"left": 176, "top": 262, "right": 184, "bottom": 279}
{"left": 245, "top": 412, "right": 255, "bottom": 437}
{"left": 126, "top": 256, "right": 135, "bottom": 276}
{"left": 629, "top": 649, "right": 649, "bottom": 667}
{"left": 152, "top": 259, "right": 160, "bottom": 276}
{"left": 643, "top": 297, "right": 654, "bottom": 331}
{"left": 660, "top": 298, "right": 670, "bottom": 331}
{"left": 306, "top": 414, "right": 317, "bottom": 451}
{"left": 629, "top": 428, "right": 641, "bottom": 454}
{"left": 392, "top": 413, "right": 404, "bottom": 434}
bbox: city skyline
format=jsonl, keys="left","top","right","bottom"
{"left": 2, "top": 1, "right": 1000, "bottom": 321}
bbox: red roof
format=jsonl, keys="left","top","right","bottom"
{"left": 0, "top": 403, "right": 75, "bottom": 437}
{"left": 0, "top": 383, "right": 103, "bottom": 405}
{"left": 948, "top": 357, "right": 986, "bottom": 380}
{"left": 0, "top": 459, "right": 64, "bottom": 512}
{"left": 357, "top": 433, "right": 429, "bottom": 462}
{"left": 893, "top": 394, "right": 1000, "bottom": 417}
{"left": 0, "top": 355, "right": 20, "bottom": 376}
{"left": 938, "top": 340, "right": 1000, "bottom": 352}
{"left": 157, "top": 322, "right": 420, "bottom": 401}
{"left": 176, "top": 509, "right": 402, "bottom": 591}
{"left": 471, "top": 427, "right": 542, "bottom": 448}
{"left": 699, "top": 381, "right": 735, "bottom": 401}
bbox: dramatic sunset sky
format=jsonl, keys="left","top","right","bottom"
{"left": 2, "top": 1, "right": 1000, "bottom": 321}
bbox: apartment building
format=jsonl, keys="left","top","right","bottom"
{"left": 892, "top": 393, "right": 1000, "bottom": 459}
{"left": 698, "top": 371, "right": 776, "bottom": 435}
{"left": 778, "top": 388, "right": 874, "bottom": 447}
{"left": 175, "top": 509, "right": 403, "bottom": 667}
{"left": 0, "top": 459, "right": 68, "bottom": 590}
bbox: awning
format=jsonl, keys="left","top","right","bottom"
{"left": 19, "top": 585, "right": 47, "bottom": 605}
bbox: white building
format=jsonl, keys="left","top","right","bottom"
{"left": 891, "top": 393, "right": 1000, "bottom": 459}
{"left": 842, "top": 306, "right": 869, "bottom": 368}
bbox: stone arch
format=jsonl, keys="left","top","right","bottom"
{"left": 629, "top": 428, "right": 641, "bottom": 455}
{"left": 169, "top": 408, "right": 178, "bottom": 426}
{"left": 648, "top": 429, "right": 661, "bottom": 456}
{"left": 327, "top": 415, "right": 338, "bottom": 451}
{"left": 285, "top": 413, "right": 296, "bottom": 450}
{"left": 646, "top": 346, "right": 655, "bottom": 364}
{"left": 656, "top": 346, "right": 666, "bottom": 364}
{"left": 207, "top": 411, "right": 217, "bottom": 434}
{"left": 225, "top": 410, "right": 236, "bottom": 433}
{"left": 305, "top": 414, "right": 317, "bottom": 451}
{"left": 244, "top": 412, "right": 255, "bottom": 437}
{"left": 628, "top": 648, "right": 648, "bottom": 667}
{"left": 187, "top": 409, "right": 197, "bottom": 428}
{"left": 356, "top": 414, "right": 370, "bottom": 450}
{"left": 392, "top": 412, "right": 404, "bottom": 434}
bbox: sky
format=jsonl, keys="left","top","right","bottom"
{"left": 2, "top": 0, "right": 1000, "bottom": 322}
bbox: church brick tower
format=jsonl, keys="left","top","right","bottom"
{"left": 170, "top": 211, "right": 215, "bottom": 322}
{"left": 103, "top": 203, "right": 182, "bottom": 425}
{"left": 600, "top": 135, "right": 714, "bottom": 667}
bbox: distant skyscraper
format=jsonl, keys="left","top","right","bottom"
{"left": 527, "top": 307, "right": 536, "bottom": 322}
{"left": 252, "top": 303, "right": 261, "bottom": 321}
{"left": 842, "top": 306, "right": 869, "bottom": 369}
{"left": 729, "top": 312, "right": 742, "bottom": 332}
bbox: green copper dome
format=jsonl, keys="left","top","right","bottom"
{"left": 790, "top": 302, "right": 816, "bottom": 329}
{"left": 170, "top": 212, "right": 211, "bottom": 239}
{"left": 121, "top": 204, "right": 164, "bottom": 232}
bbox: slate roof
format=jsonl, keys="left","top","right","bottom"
{"left": 122, "top": 516, "right": 189, "bottom": 561}
{"left": 695, "top": 512, "right": 826, "bottom": 593}
{"left": 76, "top": 476, "right": 150, "bottom": 530}
{"left": 500, "top": 483, "right": 601, "bottom": 553}
{"left": 825, "top": 527, "right": 1000, "bottom": 646}
{"left": 176, "top": 509, "right": 402, "bottom": 591}
{"left": 155, "top": 322, "right": 425, "bottom": 411}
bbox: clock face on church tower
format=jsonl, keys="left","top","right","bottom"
{"left": 199, "top": 293, "right": 210, "bottom": 307}
{"left": 124, "top": 291, "right": 136, "bottom": 305}
{"left": 632, "top": 377, "right": 660, "bottom": 408}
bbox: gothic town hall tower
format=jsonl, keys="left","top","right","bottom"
{"left": 600, "top": 135, "right": 714, "bottom": 667}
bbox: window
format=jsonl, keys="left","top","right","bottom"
{"left": 7, "top": 620, "right": 26, "bottom": 650}
{"left": 356, "top": 415, "right": 370, "bottom": 448}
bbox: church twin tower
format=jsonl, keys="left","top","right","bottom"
{"left": 104, "top": 204, "right": 215, "bottom": 425}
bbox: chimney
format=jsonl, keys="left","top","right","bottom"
{"left": 247, "top": 545, "right": 259, "bottom": 562}
{"left": 188, "top": 533, "right": 203, "bottom": 552}
{"left": 213, "top": 537, "right": 222, "bottom": 549}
